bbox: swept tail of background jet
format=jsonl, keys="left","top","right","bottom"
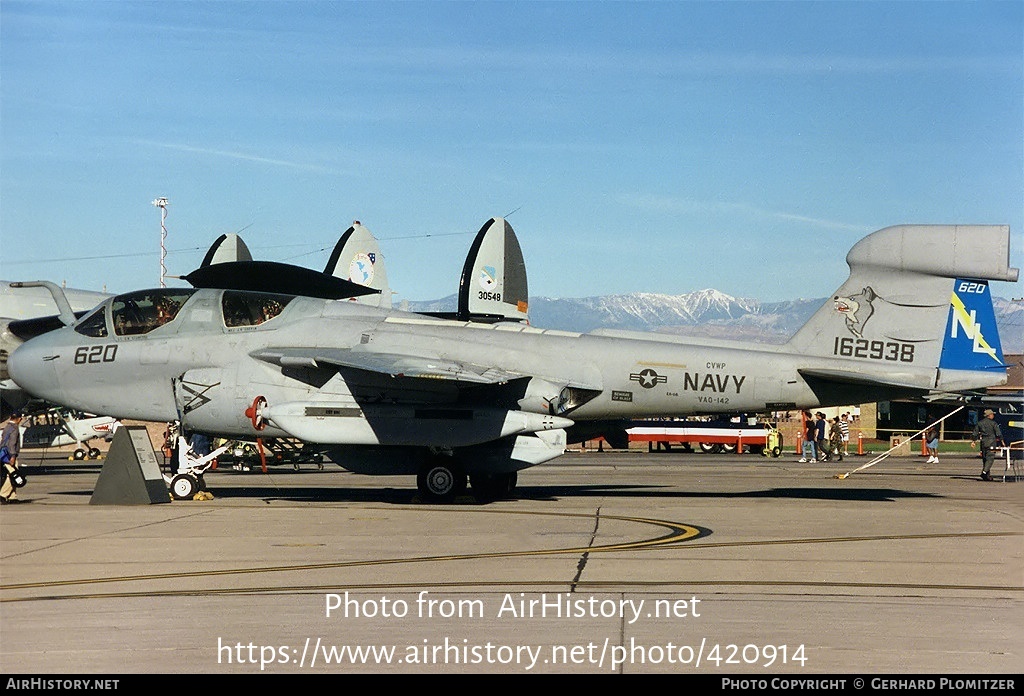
{"left": 324, "top": 221, "right": 392, "bottom": 308}
{"left": 420, "top": 217, "right": 530, "bottom": 323}
{"left": 457, "top": 217, "right": 529, "bottom": 323}
{"left": 199, "top": 233, "right": 254, "bottom": 267}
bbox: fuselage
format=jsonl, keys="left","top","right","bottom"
{"left": 6, "top": 286, "right": 957, "bottom": 444}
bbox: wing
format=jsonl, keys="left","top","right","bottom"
{"left": 247, "top": 345, "right": 600, "bottom": 448}
{"left": 250, "top": 347, "right": 524, "bottom": 384}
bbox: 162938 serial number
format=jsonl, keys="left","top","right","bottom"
{"left": 832, "top": 337, "right": 915, "bottom": 362}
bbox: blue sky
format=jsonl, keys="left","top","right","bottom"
{"left": 2, "top": 1, "right": 1021, "bottom": 305}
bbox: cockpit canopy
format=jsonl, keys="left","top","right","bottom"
{"left": 222, "top": 291, "right": 293, "bottom": 328}
{"left": 111, "top": 290, "right": 195, "bottom": 336}
{"left": 72, "top": 288, "right": 294, "bottom": 338}
{"left": 73, "top": 290, "right": 197, "bottom": 338}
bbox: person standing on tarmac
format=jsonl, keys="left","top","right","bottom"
{"left": 1, "top": 412, "right": 25, "bottom": 504}
{"left": 971, "top": 409, "right": 1004, "bottom": 481}
{"left": 814, "top": 412, "right": 829, "bottom": 462}
{"left": 829, "top": 417, "right": 844, "bottom": 462}
{"left": 924, "top": 426, "right": 940, "bottom": 464}
{"left": 799, "top": 411, "right": 817, "bottom": 463}
{"left": 839, "top": 413, "right": 851, "bottom": 456}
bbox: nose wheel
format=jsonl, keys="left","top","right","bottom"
{"left": 170, "top": 473, "right": 200, "bottom": 500}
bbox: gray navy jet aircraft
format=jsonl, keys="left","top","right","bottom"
{"left": 7, "top": 222, "right": 1018, "bottom": 501}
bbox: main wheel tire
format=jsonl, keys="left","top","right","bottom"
{"left": 699, "top": 443, "right": 723, "bottom": 454}
{"left": 417, "top": 460, "right": 467, "bottom": 502}
{"left": 88, "top": 447, "right": 101, "bottom": 458}
{"left": 170, "top": 473, "right": 199, "bottom": 500}
{"left": 73, "top": 448, "right": 86, "bottom": 460}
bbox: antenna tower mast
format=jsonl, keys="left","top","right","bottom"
{"left": 152, "top": 197, "right": 169, "bottom": 287}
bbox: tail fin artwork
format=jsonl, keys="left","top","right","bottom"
{"left": 456, "top": 217, "right": 529, "bottom": 323}
{"left": 788, "top": 225, "right": 1018, "bottom": 394}
{"left": 324, "top": 221, "right": 392, "bottom": 308}
{"left": 199, "top": 233, "right": 254, "bottom": 267}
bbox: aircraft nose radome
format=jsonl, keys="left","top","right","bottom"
{"left": 7, "top": 339, "right": 58, "bottom": 398}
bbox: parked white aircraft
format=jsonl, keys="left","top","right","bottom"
{"left": 8, "top": 223, "right": 1016, "bottom": 501}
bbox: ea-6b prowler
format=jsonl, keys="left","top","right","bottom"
{"left": 7, "top": 222, "right": 1018, "bottom": 501}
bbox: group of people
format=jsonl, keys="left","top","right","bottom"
{"left": 799, "top": 411, "right": 851, "bottom": 463}
{"left": 795, "top": 407, "right": 1006, "bottom": 481}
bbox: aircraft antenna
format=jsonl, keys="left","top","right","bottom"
{"left": 152, "top": 197, "right": 170, "bottom": 287}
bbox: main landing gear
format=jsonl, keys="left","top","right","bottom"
{"left": 417, "top": 458, "right": 467, "bottom": 502}
{"left": 416, "top": 457, "right": 518, "bottom": 503}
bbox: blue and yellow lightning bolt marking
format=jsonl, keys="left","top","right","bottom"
{"left": 948, "top": 290, "right": 999, "bottom": 364}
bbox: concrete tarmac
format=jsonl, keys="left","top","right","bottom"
{"left": 1, "top": 447, "right": 1021, "bottom": 675}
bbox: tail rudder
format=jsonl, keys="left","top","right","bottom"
{"left": 937, "top": 278, "right": 1007, "bottom": 388}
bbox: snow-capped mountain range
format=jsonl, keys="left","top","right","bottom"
{"left": 410, "top": 290, "right": 1024, "bottom": 352}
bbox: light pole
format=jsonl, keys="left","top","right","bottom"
{"left": 152, "top": 197, "right": 169, "bottom": 287}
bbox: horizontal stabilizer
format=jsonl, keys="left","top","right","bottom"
{"left": 798, "top": 367, "right": 929, "bottom": 391}
{"left": 796, "top": 366, "right": 935, "bottom": 406}
{"left": 184, "top": 261, "right": 380, "bottom": 300}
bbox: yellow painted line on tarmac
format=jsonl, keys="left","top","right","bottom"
{"left": 0, "top": 509, "right": 705, "bottom": 595}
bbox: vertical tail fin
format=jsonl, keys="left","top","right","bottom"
{"left": 324, "top": 221, "right": 392, "bottom": 308}
{"left": 788, "top": 225, "right": 1017, "bottom": 391}
{"left": 200, "top": 233, "right": 253, "bottom": 267}
{"left": 456, "top": 217, "right": 529, "bottom": 322}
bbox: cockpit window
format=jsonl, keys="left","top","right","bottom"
{"left": 222, "top": 291, "right": 292, "bottom": 328}
{"left": 74, "top": 307, "right": 109, "bottom": 338}
{"left": 111, "top": 290, "right": 195, "bottom": 336}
